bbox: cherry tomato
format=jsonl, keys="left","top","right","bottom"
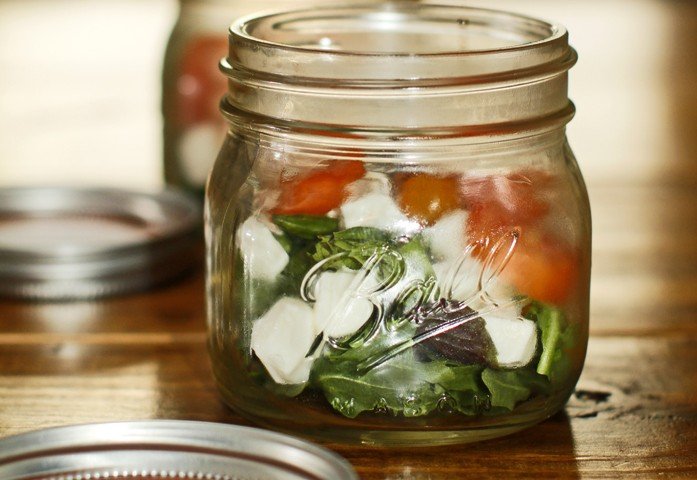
{"left": 500, "top": 232, "right": 579, "bottom": 304}
{"left": 397, "top": 174, "right": 461, "bottom": 225}
{"left": 464, "top": 170, "right": 577, "bottom": 304}
{"left": 272, "top": 161, "right": 366, "bottom": 215}
{"left": 462, "top": 170, "right": 551, "bottom": 227}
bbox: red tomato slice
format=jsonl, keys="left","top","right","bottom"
{"left": 500, "top": 232, "right": 579, "bottom": 304}
{"left": 464, "top": 170, "right": 576, "bottom": 304}
{"left": 462, "top": 170, "right": 551, "bottom": 227}
{"left": 272, "top": 161, "right": 366, "bottom": 215}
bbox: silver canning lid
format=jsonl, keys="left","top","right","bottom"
{"left": 0, "top": 187, "right": 201, "bottom": 300}
{"left": 0, "top": 420, "right": 358, "bottom": 480}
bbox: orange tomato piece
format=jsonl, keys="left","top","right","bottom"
{"left": 462, "top": 171, "right": 551, "bottom": 227}
{"left": 464, "top": 170, "right": 577, "bottom": 304}
{"left": 272, "top": 161, "right": 366, "bottom": 215}
{"left": 500, "top": 232, "right": 579, "bottom": 304}
{"left": 397, "top": 174, "right": 461, "bottom": 225}
{"left": 468, "top": 218, "right": 578, "bottom": 304}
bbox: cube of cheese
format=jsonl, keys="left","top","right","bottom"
{"left": 251, "top": 297, "right": 316, "bottom": 384}
{"left": 313, "top": 270, "right": 374, "bottom": 338}
{"left": 433, "top": 257, "right": 520, "bottom": 317}
{"left": 483, "top": 315, "right": 538, "bottom": 367}
{"left": 238, "top": 216, "right": 289, "bottom": 282}
{"left": 423, "top": 209, "right": 469, "bottom": 261}
{"left": 340, "top": 192, "right": 419, "bottom": 233}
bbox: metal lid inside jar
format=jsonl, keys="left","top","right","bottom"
{"left": 0, "top": 420, "right": 358, "bottom": 480}
{"left": 0, "top": 187, "right": 200, "bottom": 300}
{"left": 221, "top": 3, "right": 576, "bottom": 132}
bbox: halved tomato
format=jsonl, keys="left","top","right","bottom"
{"left": 462, "top": 170, "right": 551, "bottom": 227}
{"left": 502, "top": 231, "right": 578, "bottom": 304}
{"left": 271, "top": 161, "right": 366, "bottom": 215}
{"left": 464, "top": 170, "right": 577, "bottom": 304}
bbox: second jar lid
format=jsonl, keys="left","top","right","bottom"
{"left": 0, "top": 186, "right": 201, "bottom": 300}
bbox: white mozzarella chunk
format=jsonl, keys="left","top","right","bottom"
{"left": 345, "top": 172, "right": 392, "bottom": 198}
{"left": 313, "top": 270, "right": 374, "bottom": 338}
{"left": 483, "top": 315, "right": 538, "bottom": 367}
{"left": 340, "top": 192, "right": 419, "bottom": 233}
{"left": 434, "top": 257, "right": 482, "bottom": 301}
{"left": 423, "top": 209, "right": 469, "bottom": 261}
{"left": 434, "top": 258, "right": 521, "bottom": 317}
{"left": 250, "top": 297, "right": 316, "bottom": 384}
{"left": 238, "top": 217, "right": 289, "bottom": 282}
{"left": 361, "top": 238, "right": 434, "bottom": 309}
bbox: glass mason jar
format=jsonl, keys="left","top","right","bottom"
{"left": 206, "top": 3, "right": 591, "bottom": 446}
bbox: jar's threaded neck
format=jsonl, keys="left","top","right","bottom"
{"left": 220, "top": 3, "right": 576, "bottom": 134}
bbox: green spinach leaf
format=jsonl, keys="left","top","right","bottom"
{"left": 481, "top": 368, "right": 549, "bottom": 411}
{"left": 312, "top": 227, "right": 391, "bottom": 270}
{"left": 525, "top": 302, "right": 575, "bottom": 385}
{"left": 273, "top": 214, "right": 339, "bottom": 240}
{"left": 313, "top": 350, "right": 445, "bottom": 418}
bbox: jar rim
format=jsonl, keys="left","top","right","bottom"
{"left": 221, "top": 2, "right": 575, "bottom": 133}
{"left": 231, "top": 2, "right": 567, "bottom": 59}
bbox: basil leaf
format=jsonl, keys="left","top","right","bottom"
{"left": 313, "top": 351, "right": 444, "bottom": 418}
{"left": 481, "top": 369, "right": 530, "bottom": 410}
{"left": 312, "top": 227, "right": 392, "bottom": 270}
{"left": 274, "top": 232, "right": 293, "bottom": 254}
{"left": 273, "top": 214, "right": 339, "bottom": 239}
{"left": 524, "top": 301, "right": 575, "bottom": 385}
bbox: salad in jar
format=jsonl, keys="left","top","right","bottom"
{"left": 229, "top": 157, "right": 584, "bottom": 421}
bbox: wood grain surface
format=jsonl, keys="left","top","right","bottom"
{"left": 1, "top": 185, "right": 696, "bottom": 478}
{"left": 1, "top": 0, "right": 696, "bottom": 478}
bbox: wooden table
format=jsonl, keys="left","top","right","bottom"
{"left": 1, "top": 0, "right": 697, "bottom": 478}
{"left": 1, "top": 184, "right": 695, "bottom": 478}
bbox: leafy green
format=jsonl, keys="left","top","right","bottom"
{"left": 414, "top": 305, "right": 496, "bottom": 366}
{"left": 537, "top": 307, "right": 562, "bottom": 376}
{"left": 274, "top": 232, "right": 293, "bottom": 254}
{"left": 387, "top": 237, "right": 438, "bottom": 322}
{"left": 481, "top": 368, "right": 549, "bottom": 410}
{"left": 313, "top": 350, "right": 444, "bottom": 418}
{"left": 312, "top": 227, "right": 391, "bottom": 270}
{"left": 313, "top": 323, "right": 434, "bottom": 417}
{"left": 275, "top": 242, "right": 316, "bottom": 297}
{"left": 524, "top": 302, "right": 575, "bottom": 385}
{"left": 273, "top": 214, "right": 339, "bottom": 240}
{"left": 397, "top": 236, "right": 434, "bottom": 279}
{"left": 314, "top": 345, "right": 498, "bottom": 418}
{"left": 314, "top": 327, "right": 552, "bottom": 417}
{"left": 435, "top": 363, "right": 484, "bottom": 392}
{"left": 430, "top": 363, "right": 490, "bottom": 415}
{"left": 313, "top": 310, "right": 553, "bottom": 417}
{"left": 313, "top": 321, "right": 491, "bottom": 417}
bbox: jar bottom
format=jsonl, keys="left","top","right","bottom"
{"left": 213, "top": 371, "right": 571, "bottom": 447}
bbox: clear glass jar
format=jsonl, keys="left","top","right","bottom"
{"left": 206, "top": 3, "right": 591, "bottom": 446}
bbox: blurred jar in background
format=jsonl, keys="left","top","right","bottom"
{"left": 163, "top": 0, "right": 417, "bottom": 195}
{"left": 162, "top": 0, "right": 250, "bottom": 195}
